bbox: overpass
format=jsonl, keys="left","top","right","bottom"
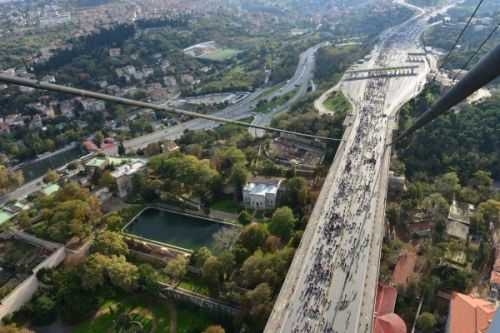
{"left": 344, "top": 65, "right": 418, "bottom": 80}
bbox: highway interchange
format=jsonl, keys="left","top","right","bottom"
{"left": 264, "top": 1, "right": 455, "bottom": 333}
{"left": 124, "top": 42, "right": 326, "bottom": 151}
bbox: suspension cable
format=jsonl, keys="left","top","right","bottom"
{"left": 451, "top": 22, "right": 499, "bottom": 82}
{"left": 439, "top": 0, "right": 486, "bottom": 69}
{"left": 0, "top": 74, "right": 343, "bottom": 143}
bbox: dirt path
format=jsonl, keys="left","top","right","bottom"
{"left": 167, "top": 300, "right": 177, "bottom": 333}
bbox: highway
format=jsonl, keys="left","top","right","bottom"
{"left": 264, "top": 2, "right": 455, "bottom": 333}
{"left": 123, "top": 42, "right": 326, "bottom": 150}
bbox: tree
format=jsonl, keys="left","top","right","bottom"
{"left": 241, "top": 283, "right": 274, "bottom": 332}
{"left": 0, "top": 164, "right": 23, "bottom": 194}
{"left": 269, "top": 207, "right": 296, "bottom": 241}
{"left": 214, "top": 147, "right": 247, "bottom": 177}
{"left": 470, "top": 170, "right": 493, "bottom": 201}
{"left": 118, "top": 141, "right": 126, "bottom": 156}
{"left": 102, "top": 212, "right": 124, "bottom": 231}
{"left": 203, "top": 326, "right": 225, "bottom": 333}
{"left": 0, "top": 325, "right": 34, "bottom": 333}
{"left": 17, "top": 210, "right": 31, "bottom": 229}
{"left": 416, "top": 312, "right": 437, "bottom": 333}
{"left": 229, "top": 163, "right": 249, "bottom": 200}
{"left": 285, "top": 177, "right": 309, "bottom": 209}
{"left": 202, "top": 256, "right": 224, "bottom": 295}
{"left": 138, "top": 263, "right": 160, "bottom": 294}
{"left": 43, "top": 169, "right": 59, "bottom": 184}
{"left": 98, "top": 170, "right": 115, "bottom": 188}
{"left": 94, "top": 131, "right": 104, "bottom": 147}
{"left": 81, "top": 253, "right": 108, "bottom": 290}
{"left": 478, "top": 200, "right": 500, "bottom": 225}
{"left": 191, "top": 247, "right": 212, "bottom": 269}
{"left": 30, "top": 294, "right": 57, "bottom": 325}
{"left": 218, "top": 251, "right": 235, "bottom": 280}
{"left": 165, "top": 255, "right": 188, "bottom": 286}
{"left": 107, "top": 255, "right": 139, "bottom": 292}
{"left": 422, "top": 193, "right": 449, "bottom": 242}
{"left": 238, "top": 210, "right": 253, "bottom": 225}
{"left": 35, "top": 182, "right": 102, "bottom": 242}
{"left": 148, "top": 153, "right": 219, "bottom": 199}
{"left": 435, "top": 172, "right": 461, "bottom": 201}
{"left": 238, "top": 223, "right": 269, "bottom": 253}
{"left": 92, "top": 231, "right": 128, "bottom": 256}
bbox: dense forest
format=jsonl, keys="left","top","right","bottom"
{"left": 397, "top": 84, "right": 500, "bottom": 181}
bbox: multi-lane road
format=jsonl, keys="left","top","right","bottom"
{"left": 124, "top": 42, "right": 326, "bottom": 150}
{"left": 265, "top": 2, "right": 454, "bottom": 333}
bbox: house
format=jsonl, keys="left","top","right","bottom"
{"left": 374, "top": 284, "right": 407, "bottom": 333}
{"left": 446, "top": 292, "right": 496, "bottom": 333}
{"left": 79, "top": 99, "right": 106, "bottom": 113}
{"left": 243, "top": 177, "right": 284, "bottom": 210}
{"left": 392, "top": 249, "right": 416, "bottom": 287}
{"left": 110, "top": 159, "right": 146, "bottom": 198}
{"left": 446, "top": 200, "right": 475, "bottom": 241}
{"left": 59, "top": 100, "right": 75, "bottom": 118}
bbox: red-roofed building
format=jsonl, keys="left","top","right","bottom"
{"left": 446, "top": 292, "right": 496, "bottom": 333}
{"left": 83, "top": 140, "right": 99, "bottom": 152}
{"left": 392, "top": 250, "right": 417, "bottom": 287}
{"left": 375, "top": 313, "right": 407, "bottom": 333}
{"left": 376, "top": 284, "right": 397, "bottom": 315}
{"left": 374, "top": 284, "right": 407, "bottom": 333}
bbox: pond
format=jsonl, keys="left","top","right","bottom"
{"left": 124, "top": 208, "right": 240, "bottom": 252}
{"left": 18, "top": 144, "right": 85, "bottom": 182}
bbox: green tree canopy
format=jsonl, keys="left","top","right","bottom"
{"left": 238, "top": 223, "right": 269, "bottom": 253}
{"left": 164, "top": 255, "right": 188, "bottom": 286}
{"left": 269, "top": 207, "right": 296, "bottom": 241}
{"left": 416, "top": 312, "right": 437, "bottom": 333}
{"left": 0, "top": 164, "right": 23, "bottom": 194}
{"left": 92, "top": 231, "right": 129, "bottom": 256}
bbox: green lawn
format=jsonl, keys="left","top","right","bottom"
{"left": 72, "top": 294, "right": 170, "bottom": 333}
{"left": 176, "top": 303, "right": 218, "bottom": 333}
{"left": 323, "top": 91, "right": 351, "bottom": 115}
{"left": 210, "top": 197, "right": 241, "bottom": 214}
{"left": 179, "top": 275, "right": 211, "bottom": 296}
{"left": 199, "top": 48, "right": 241, "bottom": 61}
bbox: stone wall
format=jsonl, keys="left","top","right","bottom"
{"left": 0, "top": 246, "right": 66, "bottom": 321}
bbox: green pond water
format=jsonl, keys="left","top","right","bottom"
{"left": 124, "top": 208, "right": 238, "bottom": 252}
{"left": 19, "top": 145, "right": 85, "bottom": 182}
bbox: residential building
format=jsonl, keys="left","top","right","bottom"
{"left": 391, "top": 249, "right": 416, "bottom": 287}
{"left": 243, "top": 177, "right": 283, "bottom": 210}
{"left": 446, "top": 200, "right": 475, "bottom": 241}
{"left": 446, "top": 292, "right": 496, "bottom": 333}
{"left": 374, "top": 284, "right": 407, "bottom": 333}
{"left": 110, "top": 159, "right": 146, "bottom": 198}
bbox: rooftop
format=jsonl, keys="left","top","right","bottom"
{"left": 0, "top": 210, "right": 13, "bottom": 225}
{"left": 41, "top": 183, "right": 60, "bottom": 196}
{"left": 244, "top": 177, "right": 283, "bottom": 196}
{"left": 446, "top": 220, "right": 470, "bottom": 240}
{"left": 392, "top": 249, "right": 416, "bottom": 287}
{"left": 448, "top": 292, "right": 496, "bottom": 333}
{"left": 448, "top": 199, "right": 474, "bottom": 225}
{"left": 110, "top": 160, "right": 146, "bottom": 178}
